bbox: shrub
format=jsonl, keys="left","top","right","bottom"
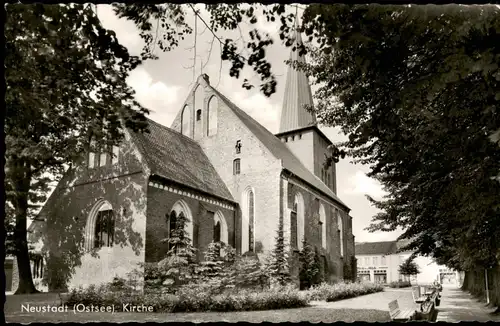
{"left": 64, "top": 282, "right": 308, "bottom": 313}
{"left": 389, "top": 280, "right": 412, "bottom": 288}
{"left": 306, "top": 281, "right": 384, "bottom": 302}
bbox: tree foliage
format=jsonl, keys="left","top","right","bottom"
{"left": 398, "top": 256, "right": 421, "bottom": 276}
{"left": 265, "top": 218, "right": 292, "bottom": 286}
{"left": 300, "top": 4, "right": 500, "bottom": 270}
{"left": 5, "top": 3, "right": 149, "bottom": 293}
{"left": 299, "top": 240, "right": 322, "bottom": 289}
{"left": 159, "top": 212, "right": 197, "bottom": 287}
{"left": 113, "top": 3, "right": 303, "bottom": 97}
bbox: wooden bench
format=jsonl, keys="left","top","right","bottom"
{"left": 389, "top": 299, "right": 416, "bottom": 322}
{"left": 412, "top": 286, "right": 428, "bottom": 308}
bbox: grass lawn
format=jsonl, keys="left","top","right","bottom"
{"left": 6, "top": 307, "right": 391, "bottom": 323}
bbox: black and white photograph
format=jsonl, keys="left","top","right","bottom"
{"left": 4, "top": 2, "right": 500, "bottom": 323}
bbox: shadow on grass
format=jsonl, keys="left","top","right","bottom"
{"left": 5, "top": 307, "right": 392, "bottom": 323}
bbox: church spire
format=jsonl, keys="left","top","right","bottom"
{"left": 279, "top": 8, "right": 316, "bottom": 133}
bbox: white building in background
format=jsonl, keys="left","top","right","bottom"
{"left": 355, "top": 240, "right": 461, "bottom": 285}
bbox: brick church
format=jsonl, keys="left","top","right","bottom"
{"left": 7, "top": 30, "right": 356, "bottom": 292}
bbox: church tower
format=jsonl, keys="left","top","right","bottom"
{"left": 275, "top": 23, "right": 337, "bottom": 194}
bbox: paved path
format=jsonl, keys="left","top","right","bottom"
{"left": 436, "top": 287, "right": 500, "bottom": 322}
{"left": 310, "top": 287, "right": 419, "bottom": 311}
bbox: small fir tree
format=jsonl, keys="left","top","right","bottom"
{"left": 159, "top": 213, "right": 197, "bottom": 287}
{"left": 266, "top": 218, "right": 292, "bottom": 286}
{"left": 299, "top": 239, "right": 320, "bottom": 289}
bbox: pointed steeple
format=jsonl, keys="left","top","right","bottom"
{"left": 279, "top": 12, "right": 316, "bottom": 133}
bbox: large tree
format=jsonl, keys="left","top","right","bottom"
{"left": 5, "top": 4, "right": 149, "bottom": 293}
{"left": 298, "top": 4, "right": 500, "bottom": 270}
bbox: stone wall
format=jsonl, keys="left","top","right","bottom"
{"left": 146, "top": 180, "right": 236, "bottom": 262}
{"left": 286, "top": 176, "right": 355, "bottom": 283}
{"left": 33, "top": 129, "right": 149, "bottom": 290}
{"left": 172, "top": 75, "right": 283, "bottom": 256}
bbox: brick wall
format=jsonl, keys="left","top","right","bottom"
{"left": 32, "top": 129, "right": 149, "bottom": 290}
{"left": 286, "top": 177, "right": 355, "bottom": 282}
{"left": 146, "top": 182, "right": 236, "bottom": 262}
{"left": 172, "top": 75, "right": 283, "bottom": 257}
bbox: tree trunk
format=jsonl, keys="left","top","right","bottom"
{"left": 13, "top": 162, "right": 39, "bottom": 294}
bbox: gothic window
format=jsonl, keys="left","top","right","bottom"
{"left": 181, "top": 105, "right": 191, "bottom": 137}
{"left": 214, "top": 211, "right": 228, "bottom": 244}
{"left": 166, "top": 210, "right": 177, "bottom": 251}
{"left": 319, "top": 204, "right": 326, "bottom": 249}
{"left": 290, "top": 200, "right": 298, "bottom": 249}
{"left": 338, "top": 213, "right": 344, "bottom": 257}
{"left": 214, "top": 221, "right": 221, "bottom": 243}
{"left": 94, "top": 208, "right": 115, "bottom": 248}
{"left": 169, "top": 200, "right": 194, "bottom": 248}
{"left": 248, "top": 190, "right": 255, "bottom": 252}
{"left": 233, "top": 159, "right": 241, "bottom": 175}
{"left": 241, "top": 187, "right": 255, "bottom": 253}
{"left": 207, "top": 96, "right": 218, "bottom": 136}
{"left": 294, "top": 193, "right": 305, "bottom": 250}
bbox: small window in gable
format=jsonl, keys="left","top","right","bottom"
{"left": 99, "top": 151, "right": 107, "bottom": 167}
{"left": 235, "top": 140, "right": 241, "bottom": 154}
{"left": 88, "top": 140, "right": 96, "bottom": 168}
{"left": 112, "top": 146, "right": 119, "bottom": 165}
{"left": 233, "top": 159, "right": 241, "bottom": 175}
{"left": 89, "top": 152, "right": 95, "bottom": 168}
{"left": 196, "top": 109, "right": 202, "bottom": 121}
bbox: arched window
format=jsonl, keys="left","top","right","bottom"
{"left": 181, "top": 105, "right": 191, "bottom": 137}
{"left": 248, "top": 191, "right": 255, "bottom": 252}
{"left": 338, "top": 213, "right": 344, "bottom": 257}
{"left": 319, "top": 204, "right": 326, "bottom": 249}
{"left": 294, "top": 193, "right": 305, "bottom": 250}
{"left": 241, "top": 187, "right": 255, "bottom": 253}
{"left": 166, "top": 211, "right": 177, "bottom": 251}
{"left": 169, "top": 200, "right": 194, "bottom": 247}
{"left": 207, "top": 96, "right": 218, "bottom": 136}
{"left": 194, "top": 86, "right": 204, "bottom": 138}
{"left": 214, "top": 211, "right": 229, "bottom": 244}
{"left": 85, "top": 200, "right": 115, "bottom": 251}
{"left": 233, "top": 159, "right": 241, "bottom": 175}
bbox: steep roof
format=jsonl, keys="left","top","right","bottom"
{"left": 279, "top": 29, "right": 316, "bottom": 133}
{"left": 129, "top": 118, "right": 234, "bottom": 202}
{"left": 209, "top": 87, "right": 348, "bottom": 210}
{"left": 355, "top": 241, "right": 398, "bottom": 255}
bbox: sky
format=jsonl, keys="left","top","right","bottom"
{"left": 95, "top": 4, "right": 403, "bottom": 243}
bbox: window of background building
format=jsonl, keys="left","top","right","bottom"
{"left": 365, "top": 257, "right": 370, "bottom": 265}
{"left": 373, "top": 256, "right": 379, "bottom": 266}
{"left": 381, "top": 256, "right": 386, "bottom": 265}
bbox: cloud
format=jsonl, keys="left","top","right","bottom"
{"left": 96, "top": 5, "right": 143, "bottom": 55}
{"left": 345, "top": 170, "right": 387, "bottom": 200}
{"left": 228, "top": 90, "right": 280, "bottom": 133}
{"left": 126, "top": 67, "right": 183, "bottom": 124}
